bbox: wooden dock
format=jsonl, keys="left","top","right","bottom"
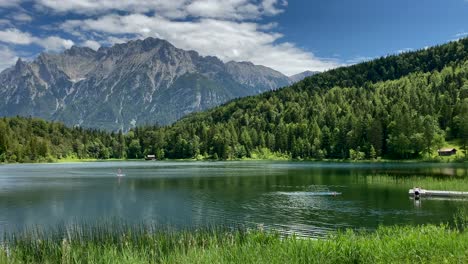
{"left": 409, "top": 188, "right": 468, "bottom": 198}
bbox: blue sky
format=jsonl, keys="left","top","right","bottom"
{"left": 0, "top": 0, "right": 467, "bottom": 75}
{"left": 274, "top": 0, "right": 468, "bottom": 63}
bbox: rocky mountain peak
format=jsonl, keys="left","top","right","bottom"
{"left": 65, "top": 46, "right": 97, "bottom": 57}
{"left": 105, "top": 37, "right": 175, "bottom": 56}
{"left": 14, "top": 58, "right": 28, "bottom": 72}
{"left": 230, "top": 61, "right": 255, "bottom": 66}
{"left": 140, "top": 37, "right": 173, "bottom": 48}
{"left": 0, "top": 37, "right": 297, "bottom": 131}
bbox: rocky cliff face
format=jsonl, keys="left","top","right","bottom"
{"left": 225, "top": 61, "right": 291, "bottom": 93}
{"left": 0, "top": 37, "right": 311, "bottom": 131}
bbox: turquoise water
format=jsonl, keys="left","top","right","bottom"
{"left": 0, "top": 161, "right": 467, "bottom": 237}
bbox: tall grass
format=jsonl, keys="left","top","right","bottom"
{"left": 1, "top": 218, "right": 467, "bottom": 264}
{"left": 363, "top": 174, "right": 468, "bottom": 191}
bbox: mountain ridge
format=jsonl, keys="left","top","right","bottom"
{"left": 0, "top": 37, "right": 314, "bottom": 131}
{"left": 289, "top": 70, "right": 320, "bottom": 83}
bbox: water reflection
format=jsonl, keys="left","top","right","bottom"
{"left": 0, "top": 161, "right": 466, "bottom": 237}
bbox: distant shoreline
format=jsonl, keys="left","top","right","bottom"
{"left": 1, "top": 157, "right": 467, "bottom": 165}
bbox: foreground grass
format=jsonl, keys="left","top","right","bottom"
{"left": 1, "top": 221, "right": 467, "bottom": 264}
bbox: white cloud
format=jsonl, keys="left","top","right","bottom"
{"left": 36, "top": 0, "right": 190, "bottom": 18}
{"left": 36, "top": 36, "right": 74, "bottom": 51}
{"left": 0, "top": 28, "right": 74, "bottom": 51}
{"left": 184, "top": 0, "right": 272, "bottom": 20}
{"left": 0, "top": 0, "right": 339, "bottom": 75}
{"left": 258, "top": 22, "right": 278, "bottom": 30}
{"left": 261, "top": 0, "right": 286, "bottom": 15}
{"left": 35, "top": 0, "right": 286, "bottom": 20}
{"left": 62, "top": 14, "right": 339, "bottom": 75}
{"left": 0, "top": 28, "right": 33, "bottom": 45}
{"left": 0, "top": 19, "right": 11, "bottom": 26}
{"left": 82, "top": 39, "right": 101, "bottom": 50}
{"left": 12, "top": 13, "right": 33, "bottom": 22}
{"left": 187, "top": 0, "right": 244, "bottom": 19}
{"left": 104, "top": 36, "right": 134, "bottom": 45}
{"left": 0, "top": 0, "right": 22, "bottom": 7}
{"left": 0, "top": 46, "right": 18, "bottom": 72}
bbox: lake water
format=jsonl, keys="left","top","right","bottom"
{"left": 0, "top": 161, "right": 467, "bottom": 237}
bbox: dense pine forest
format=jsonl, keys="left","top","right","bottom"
{"left": 1, "top": 39, "right": 468, "bottom": 163}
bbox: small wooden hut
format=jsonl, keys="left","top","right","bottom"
{"left": 437, "top": 148, "right": 457, "bottom": 156}
{"left": 145, "top": 154, "right": 156, "bottom": 160}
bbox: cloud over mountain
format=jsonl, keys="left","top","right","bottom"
{"left": 0, "top": 0, "right": 340, "bottom": 75}
{"left": 0, "top": 28, "right": 74, "bottom": 51}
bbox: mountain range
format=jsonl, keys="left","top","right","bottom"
{"left": 0, "top": 37, "right": 314, "bottom": 131}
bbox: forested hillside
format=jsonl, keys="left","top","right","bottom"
{"left": 158, "top": 38, "right": 468, "bottom": 160}
{"left": 0, "top": 117, "right": 126, "bottom": 162}
{"left": 1, "top": 39, "right": 467, "bottom": 163}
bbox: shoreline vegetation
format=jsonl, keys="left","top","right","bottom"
{"left": 1, "top": 140, "right": 467, "bottom": 164}
{"left": 2, "top": 158, "right": 468, "bottom": 166}
{"left": 2, "top": 155, "right": 467, "bottom": 165}
{"left": 1, "top": 212, "right": 467, "bottom": 264}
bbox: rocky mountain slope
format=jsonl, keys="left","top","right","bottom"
{"left": 0, "top": 37, "right": 306, "bottom": 131}
{"left": 289, "top": 70, "right": 319, "bottom": 83}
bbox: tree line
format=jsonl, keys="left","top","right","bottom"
{"left": 1, "top": 39, "right": 467, "bottom": 162}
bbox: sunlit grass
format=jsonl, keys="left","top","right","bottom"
{"left": 54, "top": 157, "right": 99, "bottom": 163}
{"left": 1, "top": 217, "right": 467, "bottom": 264}
{"left": 421, "top": 140, "right": 467, "bottom": 162}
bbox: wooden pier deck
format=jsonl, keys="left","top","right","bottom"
{"left": 409, "top": 188, "right": 468, "bottom": 198}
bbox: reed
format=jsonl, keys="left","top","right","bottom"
{"left": 363, "top": 174, "right": 468, "bottom": 191}
{"left": 1, "top": 217, "right": 467, "bottom": 264}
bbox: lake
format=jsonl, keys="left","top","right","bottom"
{"left": 0, "top": 161, "right": 467, "bottom": 237}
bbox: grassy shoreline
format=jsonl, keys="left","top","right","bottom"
{"left": 1, "top": 220, "right": 467, "bottom": 264}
